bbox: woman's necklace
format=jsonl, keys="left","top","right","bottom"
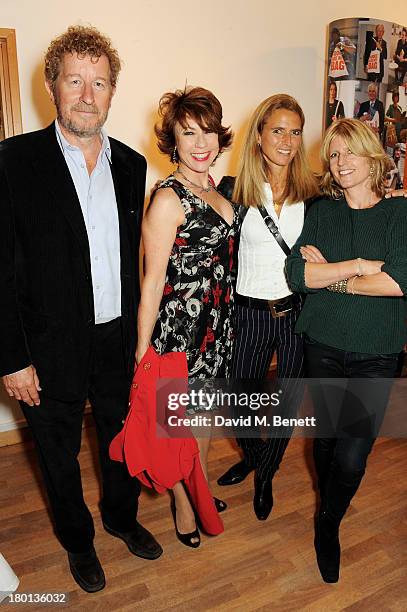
{"left": 273, "top": 199, "right": 284, "bottom": 217}
{"left": 175, "top": 168, "right": 215, "bottom": 193}
{"left": 272, "top": 189, "right": 285, "bottom": 211}
{"left": 268, "top": 176, "right": 286, "bottom": 211}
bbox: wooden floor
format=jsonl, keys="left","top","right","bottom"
{"left": 0, "top": 429, "right": 406, "bottom": 611}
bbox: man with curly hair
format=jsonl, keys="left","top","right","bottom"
{"left": 0, "top": 25, "right": 162, "bottom": 593}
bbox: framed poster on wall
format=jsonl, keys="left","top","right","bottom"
{"left": 325, "top": 18, "right": 407, "bottom": 190}
{"left": 0, "top": 28, "right": 22, "bottom": 141}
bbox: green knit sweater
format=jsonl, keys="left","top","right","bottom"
{"left": 286, "top": 196, "right": 407, "bottom": 354}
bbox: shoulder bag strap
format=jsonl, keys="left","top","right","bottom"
{"left": 257, "top": 205, "right": 291, "bottom": 257}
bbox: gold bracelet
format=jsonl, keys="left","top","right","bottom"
{"left": 326, "top": 278, "right": 349, "bottom": 293}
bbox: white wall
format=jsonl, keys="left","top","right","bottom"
{"left": 1, "top": 0, "right": 407, "bottom": 431}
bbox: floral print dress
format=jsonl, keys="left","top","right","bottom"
{"left": 151, "top": 176, "right": 239, "bottom": 390}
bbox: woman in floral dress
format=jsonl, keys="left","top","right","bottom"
{"left": 136, "top": 87, "right": 238, "bottom": 547}
{"left": 150, "top": 175, "right": 235, "bottom": 379}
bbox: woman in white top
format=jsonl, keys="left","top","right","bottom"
{"left": 217, "top": 94, "right": 319, "bottom": 520}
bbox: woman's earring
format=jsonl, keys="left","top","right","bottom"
{"left": 369, "top": 166, "right": 374, "bottom": 175}
{"left": 172, "top": 146, "right": 177, "bottom": 164}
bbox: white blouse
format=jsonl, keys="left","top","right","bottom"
{"left": 236, "top": 183, "right": 305, "bottom": 300}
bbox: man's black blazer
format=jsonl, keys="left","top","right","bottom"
{"left": 0, "top": 123, "right": 145, "bottom": 400}
{"left": 357, "top": 99, "right": 385, "bottom": 136}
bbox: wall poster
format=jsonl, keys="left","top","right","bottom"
{"left": 325, "top": 18, "right": 407, "bottom": 189}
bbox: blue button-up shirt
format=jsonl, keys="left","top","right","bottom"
{"left": 55, "top": 120, "right": 121, "bottom": 324}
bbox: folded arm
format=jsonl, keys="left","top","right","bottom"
{"left": 300, "top": 246, "right": 385, "bottom": 290}
{"left": 348, "top": 272, "right": 403, "bottom": 297}
{"left": 301, "top": 245, "right": 403, "bottom": 297}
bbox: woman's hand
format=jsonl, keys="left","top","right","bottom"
{"left": 385, "top": 188, "right": 407, "bottom": 199}
{"left": 300, "top": 245, "right": 327, "bottom": 263}
{"left": 359, "top": 259, "right": 384, "bottom": 275}
{"left": 135, "top": 345, "right": 149, "bottom": 367}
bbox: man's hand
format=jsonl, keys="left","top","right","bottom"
{"left": 2, "top": 365, "right": 42, "bottom": 406}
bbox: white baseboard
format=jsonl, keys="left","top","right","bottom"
{"left": 0, "top": 405, "right": 92, "bottom": 447}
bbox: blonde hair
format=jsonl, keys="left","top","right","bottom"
{"left": 233, "top": 94, "right": 319, "bottom": 207}
{"left": 320, "top": 118, "right": 388, "bottom": 199}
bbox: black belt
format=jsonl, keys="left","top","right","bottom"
{"left": 235, "top": 293, "right": 299, "bottom": 317}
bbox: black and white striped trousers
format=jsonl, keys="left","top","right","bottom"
{"left": 231, "top": 298, "right": 304, "bottom": 480}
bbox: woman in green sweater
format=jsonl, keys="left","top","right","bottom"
{"left": 286, "top": 118, "right": 407, "bottom": 584}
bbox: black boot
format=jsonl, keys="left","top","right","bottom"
{"left": 314, "top": 464, "right": 365, "bottom": 583}
{"left": 313, "top": 438, "right": 335, "bottom": 499}
{"left": 314, "top": 510, "right": 340, "bottom": 583}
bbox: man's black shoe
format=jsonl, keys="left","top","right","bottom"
{"left": 253, "top": 474, "right": 273, "bottom": 520}
{"left": 217, "top": 460, "right": 254, "bottom": 486}
{"left": 103, "top": 521, "right": 163, "bottom": 560}
{"left": 68, "top": 548, "right": 105, "bottom": 593}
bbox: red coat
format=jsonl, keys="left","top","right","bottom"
{"left": 109, "top": 346, "right": 223, "bottom": 536}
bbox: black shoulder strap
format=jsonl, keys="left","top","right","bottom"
{"left": 219, "top": 176, "right": 291, "bottom": 255}
{"left": 257, "top": 205, "right": 291, "bottom": 257}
